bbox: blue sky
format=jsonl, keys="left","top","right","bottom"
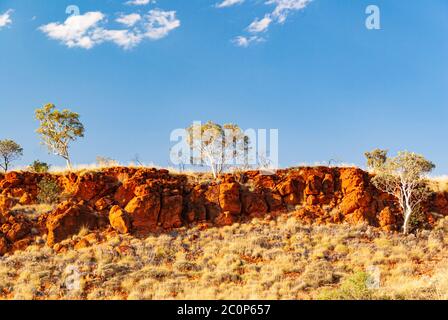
{"left": 0, "top": 0, "right": 447, "bottom": 174}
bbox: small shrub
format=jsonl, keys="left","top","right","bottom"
{"left": 37, "top": 178, "right": 61, "bottom": 204}
{"left": 318, "top": 272, "right": 372, "bottom": 300}
{"left": 96, "top": 156, "right": 118, "bottom": 167}
{"left": 29, "top": 160, "right": 50, "bottom": 173}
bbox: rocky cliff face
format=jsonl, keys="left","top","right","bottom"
{"left": 0, "top": 167, "right": 447, "bottom": 255}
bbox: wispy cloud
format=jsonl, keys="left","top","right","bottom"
{"left": 247, "top": 15, "right": 272, "bottom": 33}
{"left": 216, "top": 0, "right": 245, "bottom": 8}
{"left": 0, "top": 9, "right": 13, "bottom": 29}
{"left": 116, "top": 13, "right": 142, "bottom": 27}
{"left": 144, "top": 9, "right": 180, "bottom": 40}
{"left": 225, "top": 0, "right": 313, "bottom": 47}
{"left": 232, "top": 35, "right": 264, "bottom": 47}
{"left": 126, "top": 0, "right": 155, "bottom": 6}
{"left": 39, "top": 9, "right": 180, "bottom": 50}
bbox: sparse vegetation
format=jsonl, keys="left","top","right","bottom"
{"left": 366, "top": 150, "right": 436, "bottom": 234}
{"left": 35, "top": 104, "right": 85, "bottom": 170}
{"left": 37, "top": 178, "right": 61, "bottom": 204}
{"left": 29, "top": 160, "right": 50, "bottom": 173}
{"left": 0, "top": 139, "right": 23, "bottom": 172}
{"left": 96, "top": 156, "right": 119, "bottom": 167}
{"left": 0, "top": 213, "right": 447, "bottom": 300}
{"left": 185, "top": 121, "right": 250, "bottom": 178}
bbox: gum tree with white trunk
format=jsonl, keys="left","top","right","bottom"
{"left": 35, "top": 104, "right": 84, "bottom": 170}
{"left": 367, "top": 150, "right": 435, "bottom": 234}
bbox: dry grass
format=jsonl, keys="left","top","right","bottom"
{"left": 429, "top": 176, "right": 448, "bottom": 193}
{"left": 0, "top": 213, "right": 447, "bottom": 300}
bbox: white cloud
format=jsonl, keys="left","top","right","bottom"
{"left": 116, "top": 13, "right": 142, "bottom": 27}
{"left": 233, "top": 35, "right": 264, "bottom": 47}
{"left": 39, "top": 12, "right": 105, "bottom": 49}
{"left": 216, "top": 0, "right": 245, "bottom": 8}
{"left": 40, "top": 9, "right": 179, "bottom": 49}
{"left": 248, "top": 15, "right": 272, "bottom": 33}
{"left": 0, "top": 9, "right": 13, "bottom": 29}
{"left": 228, "top": 0, "right": 312, "bottom": 46}
{"left": 268, "top": 0, "right": 312, "bottom": 23}
{"left": 126, "top": 0, "right": 155, "bottom": 5}
{"left": 92, "top": 28, "right": 143, "bottom": 49}
{"left": 144, "top": 9, "right": 180, "bottom": 40}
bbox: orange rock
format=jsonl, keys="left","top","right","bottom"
{"left": 6, "top": 222, "right": 30, "bottom": 242}
{"left": 0, "top": 235, "right": 8, "bottom": 256}
{"left": 0, "top": 195, "right": 16, "bottom": 213}
{"left": 72, "top": 172, "right": 118, "bottom": 203}
{"left": 305, "top": 175, "right": 322, "bottom": 195}
{"left": 125, "top": 194, "right": 160, "bottom": 232}
{"left": 379, "top": 207, "right": 397, "bottom": 230}
{"left": 11, "top": 237, "right": 32, "bottom": 252}
{"left": 109, "top": 205, "right": 131, "bottom": 234}
{"left": 432, "top": 192, "right": 448, "bottom": 216}
{"left": 74, "top": 238, "right": 90, "bottom": 250}
{"left": 219, "top": 183, "right": 241, "bottom": 215}
{"left": 277, "top": 178, "right": 299, "bottom": 196}
{"left": 265, "top": 191, "right": 284, "bottom": 212}
{"left": 215, "top": 211, "right": 236, "bottom": 226}
{"left": 4, "top": 172, "right": 22, "bottom": 187}
{"left": 185, "top": 186, "right": 207, "bottom": 223}
{"left": 340, "top": 168, "right": 365, "bottom": 194}
{"left": 339, "top": 191, "right": 371, "bottom": 215}
{"left": 19, "top": 192, "right": 33, "bottom": 205}
{"left": 46, "top": 201, "right": 98, "bottom": 246}
{"left": 322, "top": 174, "right": 334, "bottom": 195}
{"left": 95, "top": 197, "right": 113, "bottom": 212}
{"left": 159, "top": 195, "right": 183, "bottom": 229}
{"left": 114, "top": 180, "right": 138, "bottom": 207}
{"left": 241, "top": 191, "right": 268, "bottom": 216}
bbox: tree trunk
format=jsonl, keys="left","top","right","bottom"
{"left": 403, "top": 207, "right": 412, "bottom": 235}
{"left": 66, "top": 157, "right": 72, "bottom": 171}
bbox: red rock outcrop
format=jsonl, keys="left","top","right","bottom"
{"left": 0, "top": 166, "right": 446, "bottom": 255}
{"left": 46, "top": 201, "right": 99, "bottom": 246}
{"left": 109, "top": 205, "right": 131, "bottom": 234}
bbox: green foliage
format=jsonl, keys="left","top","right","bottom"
{"left": 185, "top": 121, "right": 250, "bottom": 178}
{"left": 318, "top": 272, "right": 372, "bottom": 300}
{"left": 35, "top": 103, "right": 85, "bottom": 169}
{"left": 0, "top": 139, "right": 23, "bottom": 172}
{"left": 364, "top": 148, "right": 388, "bottom": 172}
{"left": 29, "top": 160, "right": 50, "bottom": 173}
{"left": 370, "top": 150, "right": 435, "bottom": 234}
{"left": 37, "top": 178, "right": 61, "bottom": 204}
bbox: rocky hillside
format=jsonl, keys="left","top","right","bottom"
{"left": 0, "top": 167, "right": 447, "bottom": 256}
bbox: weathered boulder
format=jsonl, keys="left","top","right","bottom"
{"left": 159, "top": 195, "right": 183, "bottom": 229}
{"left": 219, "top": 182, "right": 241, "bottom": 215}
{"left": 109, "top": 205, "right": 131, "bottom": 234}
{"left": 242, "top": 191, "right": 268, "bottom": 216}
{"left": 125, "top": 193, "right": 160, "bottom": 232}
{"left": 305, "top": 175, "right": 322, "bottom": 196}
{"left": 70, "top": 172, "right": 119, "bottom": 203}
{"left": 378, "top": 207, "right": 397, "bottom": 231}
{"left": 46, "top": 201, "right": 98, "bottom": 246}
{"left": 6, "top": 222, "right": 31, "bottom": 242}
{"left": 184, "top": 186, "right": 207, "bottom": 223}
{"left": 19, "top": 192, "right": 33, "bottom": 205}
{"left": 0, "top": 234, "right": 8, "bottom": 256}
{"left": 95, "top": 197, "right": 113, "bottom": 212}
{"left": 0, "top": 195, "right": 16, "bottom": 213}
